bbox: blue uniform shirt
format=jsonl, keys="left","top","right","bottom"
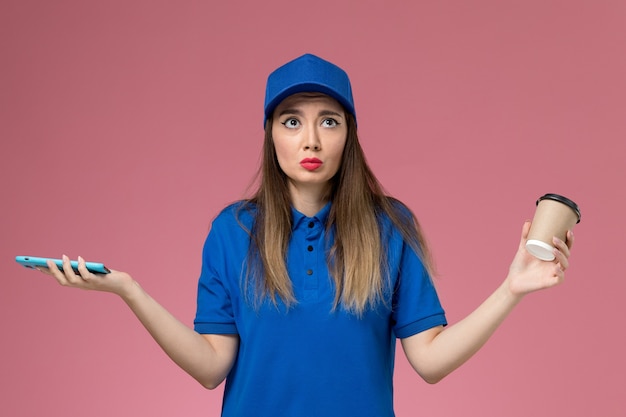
{"left": 194, "top": 202, "right": 447, "bottom": 417}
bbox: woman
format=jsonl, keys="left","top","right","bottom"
{"left": 41, "top": 54, "right": 573, "bottom": 417}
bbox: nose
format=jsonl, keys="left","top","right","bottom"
{"left": 303, "top": 124, "right": 321, "bottom": 151}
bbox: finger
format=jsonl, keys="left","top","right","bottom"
{"left": 519, "top": 221, "right": 532, "bottom": 249}
{"left": 553, "top": 265, "right": 565, "bottom": 284}
{"left": 61, "top": 254, "right": 83, "bottom": 285}
{"left": 46, "top": 258, "right": 71, "bottom": 286}
{"left": 552, "top": 244, "right": 570, "bottom": 272}
{"left": 35, "top": 266, "right": 53, "bottom": 276}
{"left": 552, "top": 237, "right": 571, "bottom": 259}
{"left": 565, "top": 230, "right": 575, "bottom": 250}
{"left": 521, "top": 220, "right": 531, "bottom": 239}
{"left": 554, "top": 250, "right": 569, "bottom": 271}
{"left": 76, "top": 256, "right": 93, "bottom": 281}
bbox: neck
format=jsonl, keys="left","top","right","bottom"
{"left": 288, "top": 182, "right": 330, "bottom": 217}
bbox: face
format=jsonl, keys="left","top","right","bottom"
{"left": 272, "top": 93, "right": 348, "bottom": 197}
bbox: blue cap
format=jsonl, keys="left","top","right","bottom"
{"left": 264, "top": 54, "right": 356, "bottom": 126}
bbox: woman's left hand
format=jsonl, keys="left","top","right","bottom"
{"left": 506, "top": 221, "right": 575, "bottom": 297}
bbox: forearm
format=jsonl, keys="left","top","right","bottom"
{"left": 403, "top": 280, "right": 522, "bottom": 383}
{"left": 410, "top": 224, "right": 573, "bottom": 383}
{"left": 119, "top": 281, "right": 236, "bottom": 389}
{"left": 40, "top": 257, "right": 236, "bottom": 389}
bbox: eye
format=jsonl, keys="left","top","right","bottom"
{"left": 321, "top": 118, "right": 340, "bottom": 128}
{"left": 281, "top": 118, "right": 300, "bottom": 129}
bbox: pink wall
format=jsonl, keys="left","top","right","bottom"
{"left": 2, "top": 1, "right": 624, "bottom": 415}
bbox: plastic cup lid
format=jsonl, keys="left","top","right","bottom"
{"left": 525, "top": 239, "right": 556, "bottom": 261}
{"left": 536, "top": 193, "right": 581, "bottom": 224}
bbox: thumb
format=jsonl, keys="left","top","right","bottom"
{"left": 519, "top": 221, "right": 532, "bottom": 249}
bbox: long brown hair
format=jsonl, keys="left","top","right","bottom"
{"left": 240, "top": 113, "right": 435, "bottom": 315}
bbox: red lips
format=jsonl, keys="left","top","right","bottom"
{"left": 300, "top": 158, "right": 323, "bottom": 171}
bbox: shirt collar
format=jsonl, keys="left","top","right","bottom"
{"left": 291, "top": 201, "right": 332, "bottom": 230}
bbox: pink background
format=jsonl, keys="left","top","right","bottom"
{"left": 2, "top": 1, "right": 625, "bottom": 415}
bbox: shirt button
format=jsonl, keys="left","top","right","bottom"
{"left": 308, "top": 221, "right": 315, "bottom": 228}
{"left": 306, "top": 269, "right": 313, "bottom": 275}
{"left": 307, "top": 245, "right": 313, "bottom": 252}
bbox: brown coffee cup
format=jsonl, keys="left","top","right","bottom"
{"left": 525, "top": 194, "right": 581, "bottom": 261}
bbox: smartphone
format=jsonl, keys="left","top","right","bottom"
{"left": 16, "top": 256, "right": 111, "bottom": 274}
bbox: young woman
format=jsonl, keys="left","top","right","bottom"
{"left": 40, "top": 54, "right": 573, "bottom": 417}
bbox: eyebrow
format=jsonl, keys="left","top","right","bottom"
{"left": 277, "top": 108, "right": 344, "bottom": 118}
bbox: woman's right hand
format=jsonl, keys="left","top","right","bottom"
{"left": 38, "top": 255, "right": 134, "bottom": 297}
